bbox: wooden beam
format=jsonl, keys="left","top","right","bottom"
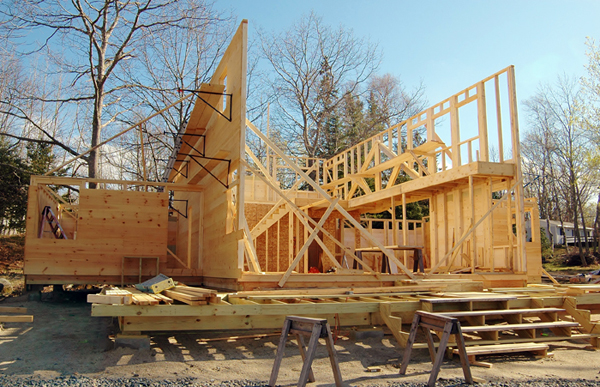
{"left": 427, "top": 176, "right": 524, "bottom": 276}
{"left": 241, "top": 159, "right": 372, "bottom": 274}
{"left": 380, "top": 302, "right": 407, "bottom": 347}
{"left": 167, "top": 247, "right": 190, "bottom": 269}
{"left": 469, "top": 176, "right": 476, "bottom": 273}
{"left": 32, "top": 176, "right": 204, "bottom": 192}
{"left": 278, "top": 198, "right": 339, "bottom": 287}
{"left": 477, "top": 82, "right": 488, "bottom": 162}
{"left": 243, "top": 218, "right": 262, "bottom": 273}
{"left": 408, "top": 150, "right": 431, "bottom": 176}
{"left": 0, "top": 315, "right": 34, "bottom": 323}
{"left": 541, "top": 268, "right": 560, "bottom": 286}
{"left": 508, "top": 66, "right": 527, "bottom": 273}
{"left": 247, "top": 121, "right": 416, "bottom": 279}
{"left": 0, "top": 307, "right": 27, "bottom": 314}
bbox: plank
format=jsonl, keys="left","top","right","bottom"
{"left": 460, "top": 321, "right": 578, "bottom": 333}
{"left": 0, "top": 315, "right": 34, "bottom": 323}
{"left": 87, "top": 293, "right": 133, "bottom": 305}
{"left": 163, "top": 289, "right": 208, "bottom": 301}
{"left": 230, "top": 285, "right": 441, "bottom": 298}
{"left": 422, "top": 296, "right": 516, "bottom": 303}
{"left": 453, "top": 343, "right": 549, "bottom": 356}
{"left": 278, "top": 198, "right": 339, "bottom": 287}
{"left": 173, "top": 285, "right": 217, "bottom": 295}
{"left": 0, "top": 307, "right": 27, "bottom": 314}
{"left": 440, "top": 308, "right": 565, "bottom": 317}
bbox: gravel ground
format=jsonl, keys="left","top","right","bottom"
{"left": 1, "top": 295, "right": 600, "bottom": 387}
{"left": 0, "top": 376, "right": 599, "bottom": 387}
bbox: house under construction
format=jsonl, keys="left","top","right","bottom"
{"left": 24, "top": 20, "right": 541, "bottom": 290}
{"left": 24, "top": 21, "right": 600, "bottom": 352}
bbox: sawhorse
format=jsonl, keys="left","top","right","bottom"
{"left": 269, "top": 316, "right": 343, "bottom": 387}
{"left": 400, "top": 311, "right": 473, "bottom": 387}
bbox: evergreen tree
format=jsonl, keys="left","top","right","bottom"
{"left": 315, "top": 57, "right": 344, "bottom": 159}
{"left": 0, "top": 140, "right": 29, "bottom": 233}
{"left": 27, "top": 142, "right": 55, "bottom": 175}
{"left": 0, "top": 140, "right": 57, "bottom": 233}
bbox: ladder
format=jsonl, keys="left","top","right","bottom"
{"left": 39, "top": 206, "right": 68, "bottom": 239}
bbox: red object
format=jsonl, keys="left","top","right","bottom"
{"left": 308, "top": 267, "right": 320, "bottom": 273}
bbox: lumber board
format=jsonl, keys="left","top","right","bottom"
{"left": 120, "top": 312, "right": 368, "bottom": 332}
{"left": 380, "top": 302, "right": 407, "bottom": 347}
{"left": 422, "top": 296, "right": 516, "bottom": 303}
{"left": 440, "top": 308, "right": 565, "bottom": 317}
{"left": 445, "top": 333, "right": 600, "bottom": 349}
{"left": 460, "top": 321, "right": 578, "bottom": 333}
{"left": 87, "top": 293, "right": 133, "bottom": 305}
{"left": 174, "top": 285, "right": 217, "bottom": 295}
{"left": 0, "top": 315, "right": 34, "bottom": 323}
{"left": 0, "top": 307, "right": 27, "bottom": 314}
{"left": 162, "top": 289, "right": 206, "bottom": 301}
{"left": 230, "top": 285, "right": 442, "bottom": 298}
{"left": 92, "top": 300, "right": 386, "bottom": 317}
{"left": 242, "top": 292, "right": 435, "bottom": 300}
{"left": 452, "top": 343, "right": 549, "bottom": 355}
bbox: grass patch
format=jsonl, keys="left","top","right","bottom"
{"left": 543, "top": 245, "right": 600, "bottom": 274}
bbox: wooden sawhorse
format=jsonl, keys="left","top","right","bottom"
{"left": 269, "top": 316, "right": 342, "bottom": 387}
{"left": 400, "top": 311, "right": 473, "bottom": 387}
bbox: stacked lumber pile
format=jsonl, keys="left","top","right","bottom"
{"left": 163, "top": 285, "right": 218, "bottom": 305}
{"left": 87, "top": 285, "right": 220, "bottom": 306}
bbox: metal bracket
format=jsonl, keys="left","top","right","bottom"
{"left": 171, "top": 161, "right": 189, "bottom": 179}
{"left": 169, "top": 198, "right": 188, "bottom": 219}
{"left": 177, "top": 153, "right": 231, "bottom": 189}
{"left": 178, "top": 88, "right": 233, "bottom": 122}
{"left": 177, "top": 138, "right": 231, "bottom": 189}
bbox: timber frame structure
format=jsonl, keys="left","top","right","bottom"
{"left": 23, "top": 20, "right": 600, "bottom": 351}
{"left": 24, "top": 20, "right": 543, "bottom": 291}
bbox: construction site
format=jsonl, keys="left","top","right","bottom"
{"left": 1, "top": 19, "right": 600, "bottom": 387}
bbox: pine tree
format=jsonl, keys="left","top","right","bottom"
{"left": 0, "top": 140, "right": 29, "bottom": 233}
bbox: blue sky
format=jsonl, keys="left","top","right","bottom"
{"left": 216, "top": 0, "right": 600, "bottom": 108}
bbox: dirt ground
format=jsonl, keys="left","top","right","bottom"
{"left": 1, "top": 292, "right": 599, "bottom": 386}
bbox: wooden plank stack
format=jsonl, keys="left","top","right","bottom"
{"left": 87, "top": 284, "right": 220, "bottom": 306}
{"left": 163, "top": 285, "right": 219, "bottom": 305}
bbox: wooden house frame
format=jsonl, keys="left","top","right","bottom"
{"left": 24, "top": 20, "right": 542, "bottom": 290}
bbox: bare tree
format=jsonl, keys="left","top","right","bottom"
{"left": 0, "top": 0, "right": 214, "bottom": 183}
{"left": 259, "top": 11, "right": 381, "bottom": 157}
{"left": 582, "top": 37, "right": 600, "bottom": 254}
{"left": 352, "top": 74, "right": 427, "bottom": 145}
{"left": 112, "top": 2, "right": 234, "bottom": 181}
{"left": 524, "top": 75, "right": 596, "bottom": 263}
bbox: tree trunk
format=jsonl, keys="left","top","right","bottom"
{"left": 88, "top": 90, "right": 104, "bottom": 188}
{"left": 576, "top": 185, "right": 590, "bottom": 255}
{"left": 594, "top": 191, "right": 600, "bottom": 255}
{"left": 571, "top": 177, "right": 587, "bottom": 266}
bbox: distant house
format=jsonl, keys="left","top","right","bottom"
{"left": 536, "top": 219, "right": 594, "bottom": 246}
